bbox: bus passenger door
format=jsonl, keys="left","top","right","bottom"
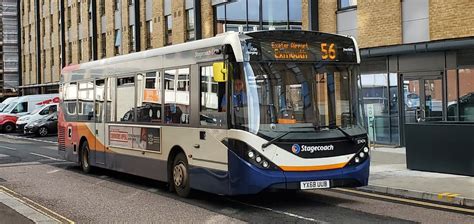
{"left": 94, "top": 79, "right": 106, "bottom": 165}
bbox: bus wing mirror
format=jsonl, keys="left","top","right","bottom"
{"left": 213, "top": 62, "right": 228, "bottom": 82}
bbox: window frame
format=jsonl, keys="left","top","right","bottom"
{"left": 162, "top": 66, "right": 192, "bottom": 126}
{"left": 198, "top": 63, "right": 228, "bottom": 128}
{"left": 338, "top": 0, "right": 357, "bottom": 11}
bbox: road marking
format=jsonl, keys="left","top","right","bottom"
{"left": 0, "top": 133, "right": 57, "bottom": 145}
{"left": 29, "top": 152, "right": 65, "bottom": 161}
{"left": 226, "top": 198, "right": 329, "bottom": 223}
{"left": 0, "top": 185, "right": 75, "bottom": 224}
{"left": 0, "top": 161, "right": 42, "bottom": 167}
{"left": 47, "top": 169, "right": 60, "bottom": 174}
{"left": 0, "top": 153, "right": 9, "bottom": 158}
{"left": 438, "top": 192, "right": 461, "bottom": 201}
{"left": 0, "top": 145, "right": 16, "bottom": 150}
{"left": 335, "top": 188, "right": 474, "bottom": 214}
{"left": 0, "top": 191, "right": 58, "bottom": 223}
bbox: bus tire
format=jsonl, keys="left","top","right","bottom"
{"left": 172, "top": 153, "right": 191, "bottom": 197}
{"left": 80, "top": 140, "right": 92, "bottom": 173}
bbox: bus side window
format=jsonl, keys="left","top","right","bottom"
{"left": 77, "top": 81, "right": 94, "bottom": 121}
{"left": 117, "top": 76, "right": 136, "bottom": 123}
{"left": 137, "top": 71, "right": 162, "bottom": 123}
{"left": 200, "top": 65, "right": 226, "bottom": 127}
{"left": 164, "top": 68, "right": 190, "bottom": 124}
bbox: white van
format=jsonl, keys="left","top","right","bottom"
{"left": 0, "top": 97, "right": 18, "bottom": 113}
{"left": 16, "top": 103, "right": 58, "bottom": 133}
{"left": 0, "top": 94, "right": 59, "bottom": 116}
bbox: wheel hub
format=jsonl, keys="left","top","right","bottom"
{"left": 173, "top": 163, "right": 187, "bottom": 187}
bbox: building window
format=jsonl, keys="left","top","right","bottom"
{"left": 99, "top": 0, "right": 105, "bottom": 16}
{"left": 114, "top": 0, "right": 120, "bottom": 11}
{"left": 67, "top": 44, "right": 72, "bottom": 64}
{"left": 186, "top": 9, "right": 195, "bottom": 41}
{"left": 88, "top": 0, "right": 93, "bottom": 19}
{"left": 165, "top": 15, "right": 172, "bottom": 45}
{"left": 89, "top": 37, "right": 93, "bottom": 60}
{"left": 129, "top": 25, "right": 136, "bottom": 52}
{"left": 145, "top": 20, "right": 152, "bottom": 49}
{"left": 164, "top": 0, "right": 172, "bottom": 45}
{"left": 43, "top": 50, "right": 46, "bottom": 68}
{"left": 78, "top": 2, "right": 82, "bottom": 23}
{"left": 101, "top": 33, "right": 106, "bottom": 58}
{"left": 114, "top": 29, "right": 121, "bottom": 55}
{"left": 67, "top": 7, "right": 71, "bottom": 28}
{"left": 78, "top": 40, "right": 83, "bottom": 61}
{"left": 214, "top": 0, "right": 302, "bottom": 34}
{"left": 339, "top": 0, "right": 357, "bottom": 10}
{"left": 51, "top": 48, "right": 54, "bottom": 66}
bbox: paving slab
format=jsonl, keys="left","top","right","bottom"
{"left": 360, "top": 147, "right": 474, "bottom": 207}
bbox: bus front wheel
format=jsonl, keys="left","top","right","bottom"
{"left": 172, "top": 153, "right": 191, "bottom": 197}
{"left": 80, "top": 140, "right": 92, "bottom": 173}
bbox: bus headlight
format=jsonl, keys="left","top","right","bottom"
{"left": 248, "top": 151, "right": 255, "bottom": 159}
{"left": 346, "top": 142, "right": 370, "bottom": 167}
{"left": 226, "top": 139, "right": 281, "bottom": 171}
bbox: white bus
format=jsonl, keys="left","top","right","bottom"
{"left": 59, "top": 30, "right": 369, "bottom": 197}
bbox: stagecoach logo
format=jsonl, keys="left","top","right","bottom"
{"left": 291, "top": 144, "right": 301, "bottom": 154}
{"left": 291, "top": 144, "right": 335, "bottom": 154}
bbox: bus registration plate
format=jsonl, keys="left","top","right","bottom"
{"left": 300, "top": 180, "right": 330, "bottom": 189}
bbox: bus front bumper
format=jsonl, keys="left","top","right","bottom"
{"left": 228, "top": 150, "right": 370, "bottom": 195}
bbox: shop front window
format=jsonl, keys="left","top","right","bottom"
{"left": 458, "top": 69, "right": 474, "bottom": 121}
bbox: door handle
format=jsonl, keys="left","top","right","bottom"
{"left": 193, "top": 144, "right": 200, "bottom": 149}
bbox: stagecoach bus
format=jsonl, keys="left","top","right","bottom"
{"left": 58, "top": 30, "right": 369, "bottom": 197}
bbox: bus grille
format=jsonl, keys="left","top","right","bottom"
{"left": 58, "top": 127, "right": 66, "bottom": 151}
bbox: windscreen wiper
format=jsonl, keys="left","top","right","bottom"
{"left": 314, "top": 124, "right": 356, "bottom": 144}
{"left": 261, "top": 131, "right": 311, "bottom": 148}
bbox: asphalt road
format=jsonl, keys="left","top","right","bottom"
{"left": 0, "top": 134, "right": 472, "bottom": 223}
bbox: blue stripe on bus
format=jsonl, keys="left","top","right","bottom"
{"left": 227, "top": 149, "right": 370, "bottom": 195}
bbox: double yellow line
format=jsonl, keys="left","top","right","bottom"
{"left": 0, "top": 185, "right": 75, "bottom": 224}
{"left": 336, "top": 188, "right": 474, "bottom": 214}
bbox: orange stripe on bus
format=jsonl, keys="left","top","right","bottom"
{"left": 279, "top": 162, "right": 347, "bottom": 171}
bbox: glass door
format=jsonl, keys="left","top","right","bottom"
{"left": 402, "top": 73, "right": 443, "bottom": 123}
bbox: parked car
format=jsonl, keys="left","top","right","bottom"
{"left": 0, "top": 94, "right": 58, "bottom": 133}
{"left": 24, "top": 112, "right": 58, "bottom": 137}
{"left": 16, "top": 103, "right": 58, "bottom": 133}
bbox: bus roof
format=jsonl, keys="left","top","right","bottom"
{"left": 62, "top": 30, "right": 360, "bottom": 80}
{"left": 62, "top": 31, "right": 243, "bottom": 74}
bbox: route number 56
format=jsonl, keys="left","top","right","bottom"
{"left": 321, "top": 43, "right": 336, "bottom": 60}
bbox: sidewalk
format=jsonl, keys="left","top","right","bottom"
{"left": 360, "top": 147, "right": 474, "bottom": 208}
{"left": 0, "top": 189, "right": 59, "bottom": 224}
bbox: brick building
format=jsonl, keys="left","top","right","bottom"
{"left": 0, "top": 0, "right": 19, "bottom": 99}
{"left": 19, "top": 0, "right": 474, "bottom": 146}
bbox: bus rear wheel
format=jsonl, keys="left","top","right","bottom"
{"left": 80, "top": 140, "right": 92, "bottom": 173}
{"left": 172, "top": 153, "right": 191, "bottom": 197}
